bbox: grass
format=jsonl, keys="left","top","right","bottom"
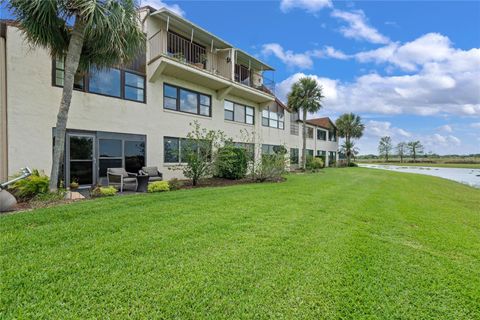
{"left": 1, "top": 168, "right": 479, "bottom": 319}
{"left": 359, "top": 162, "right": 480, "bottom": 169}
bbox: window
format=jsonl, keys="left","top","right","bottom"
{"left": 124, "top": 72, "right": 145, "bottom": 102}
{"left": 317, "top": 150, "right": 326, "bottom": 157}
{"left": 89, "top": 68, "right": 121, "bottom": 97}
{"left": 164, "top": 137, "right": 180, "bottom": 163}
{"left": 329, "top": 151, "right": 337, "bottom": 165}
{"left": 317, "top": 129, "right": 327, "bottom": 140}
{"left": 290, "top": 122, "right": 299, "bottom": 135}
{"left": 53, "top": 57, "right": 145, "bottom": 102}
{"left": 224, "top": 100, "right": 254, "bottom": 124}
{"left": 163, "top": 83, "right": 211, "bottom": 117}
{"left": 303, "top": 127, "right": 314, "bottom": 139}
{"left": 164, "top": 137, "right": 211, "bottom": 163}
{"left": 98, "top": 138, "right": 145, "bottom": 177}
{"left": 262, "top": 144, "right": 286, "bottom": 155}
{"left": 125, "top": 141, "right": 145, "bottom": 174}
{"left": 290, "top": 148, "right": 299, "bottom": 164}
{"left": 329, "top": 130, "right": 337, "bottom": 142}
{"left": 306, "top": 149, "right": 314, "bottom": 157}
{"left": 232, "top": 142, "right": 255, "bottom": 161}
{"left": 262, "top": 103, "right": 284, "bottom": 129}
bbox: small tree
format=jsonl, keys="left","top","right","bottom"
{"left": 407, "top": 141, "right": 424, "bottom": 162}
{"left": 215, "top": 145, "right": 248, "bottom": 180}
{"left": 340, "top": 140, "right": 358, "bottom": 165}
{"left": 177, "top": 121, "right": 226, "bottom": 186}
{"left": 378, "top": 136, "right": 393, "bottom": 161}
{"left": 396, "top": 142, "right": 407, "bottom": 163}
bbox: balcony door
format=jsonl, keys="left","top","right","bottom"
{"left": 66, "top": 133, "right": 95, "bottom": 187}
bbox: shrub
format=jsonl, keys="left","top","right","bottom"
{"left": 253, "top": 152, "right": 287, "bottom": 182}
{"left": 29, "top": 191, "right": 66, "bottom": 208}
{"left": 348, "top": 162, "right": 358, "bottom": 167}
{"left": 91, "top": 186, "right": 117, "bottom": 197}
{"left": 168, "top": 178, "right": 183, "bottom": 191}
{"left": 9, "top": 169, "right": 49, "bottom": 201}
{"left": 148, "top": 181, "right": 170, "bottom": 193}
{"left": 306, "top": 157, "right": 324, "bottom": 170}
{"left": 215, "top": 146, "right": 248, "bottom": 179}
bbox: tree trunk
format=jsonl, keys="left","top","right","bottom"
{"left": 301, "top": 109, "right": 307, "bottom": 170}
{"left": 346, "top": 135, "right": 351, "bottom": 166}
{"left": 49, "top": 17, "right": 86, "bottom": 191}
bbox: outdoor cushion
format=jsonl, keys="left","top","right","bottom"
{"left": 142, "top": 167, "right": 160, "bottom": 177}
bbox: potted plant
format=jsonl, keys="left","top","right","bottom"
{"left": 193, "top": 53, "right": 207, "bottom": 69}
{"left": 172, "top": 52, "right": 186, "bottom": 63}
{"left": 69, "top": 178, "right": 79, "bottom": 190}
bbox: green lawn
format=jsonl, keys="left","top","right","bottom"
{"left": 359, "top": 162, "right": 480, "bottom": 169}
{"left": 1, "top": 168, "right": 480, "bottom": 319}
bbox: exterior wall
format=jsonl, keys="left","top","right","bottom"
{"left": 0, "top": 35, "right": 7, "bottom": 181}
{"left": 3, "top": 17, "right": 339, "bottom": 183}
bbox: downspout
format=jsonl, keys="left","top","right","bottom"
{"left": 0, "top": 23, "right": 7, "bottom": 182}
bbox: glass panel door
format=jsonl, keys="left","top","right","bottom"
{"left": 67, "top": 134, "right": 95, "bottom": 186}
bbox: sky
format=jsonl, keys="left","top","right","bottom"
{"left": 2, "top": 0, "right": 479, "bottom": 155}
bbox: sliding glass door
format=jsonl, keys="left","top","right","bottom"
{"left": 67, "top": 133, "right": 95, "bottom": 186}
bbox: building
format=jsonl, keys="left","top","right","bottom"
{"left": 0, "top": 7, "right": 338, "bottom": 186}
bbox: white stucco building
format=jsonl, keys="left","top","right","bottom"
{"left": 0, "top": 6, "right": 339, "bottom": 186}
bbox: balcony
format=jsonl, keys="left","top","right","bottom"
{"left": 147, "top": 14, "right": 275, "bottom": 104}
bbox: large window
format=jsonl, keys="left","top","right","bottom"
{"left": 306, "top": 149, "right": 314, "bottom": 157}
{"left": 53, "top": 57, "right": 146, "bottom": 103}
{"left": 231, "top": 142, "right": 255, "bottom": 161}
{"left": 290, "top": 148, "right": 299, "bottom": 164}
{"left": 329, "top": 130, "right": 337, "bottom": 142}
{"left": 303, "top": 127, "right": 314, "bottom": 139}
{"left": 164, "top": 137, "right": 211, "bottom": 163}
{"left": 163, "top": 84, "right": 211, "bottom": 117}
{"left": 224, "top": 101, "right": 254, "bottom": 124}
{"left": 262, "top": 103, "right": 284, "bottom": 129}
{"left": 317, "top": 129, "right": 327, "bottom": 140}
{"left": 98, "top": 138, "right": 145, "bottom": 176}
{"left": 262, "top": 144, "right": 286, "bottom": 155}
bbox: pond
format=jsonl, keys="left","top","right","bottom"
{"left": 358, "top": 164, "right": 480, "bottom": 188}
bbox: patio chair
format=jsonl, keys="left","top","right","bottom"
{"left": 107, "top": 168, "right": 137, "bottom": 192}
{"left": 139, "top": 166, "right": 163, "bottom": 182}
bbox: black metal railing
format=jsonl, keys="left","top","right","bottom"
{"left": 167, "top": 31, "right": 207, "bottom": 67}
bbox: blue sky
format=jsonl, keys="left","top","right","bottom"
{"left": 2, "top": 1, "right": 479, "bottom": 155}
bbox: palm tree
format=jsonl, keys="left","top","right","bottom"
{"left": 378, "top": 136, "right": 393, "bottom": 162}
{"left": 335, "top": 113, "right": 365, "bottom": 166}
{"left": 340, "top": 140, "right": 358, "bottom": 164}
{"left": 6, "top": 0, "right": 145, "bottom": 190}
{"left": 287, "top": 77, "right": 325, "bottom": 169}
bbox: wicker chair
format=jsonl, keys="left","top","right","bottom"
{"left": 107, "top": 168, "right": 137, "bottom": 192}
{"left": 139, "top": 166, "right": 163, "bottom": 182}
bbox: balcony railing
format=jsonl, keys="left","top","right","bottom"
{"left": 149, "top": 30, "right": 274, "bottom": 94}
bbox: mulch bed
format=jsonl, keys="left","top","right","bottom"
{"left": 2, "top": 177, "right": 287, "bottom": 214}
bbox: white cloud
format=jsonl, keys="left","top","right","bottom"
{"left": 141, "top": 0, "right": 185, "bottom": 16}
{"left": 276, "top": 32, "right": 480, "bottom": 117}
{"left": 365, "top": 120, "right": 412, "bottom": 139}
{"left": 471, "top": 122, "right": 480, "bottom": 129}
{"left": 331, "top": 9, "right": 390, "bottom": 44}
{"left": 355, "top": 33, "right": 461, "bottom": 72}
{"left": 280, "top": 0, "right": 332, "bottom": 13}
{"left": 438, "top": 125, "right": 453, "bottom": 133}
{"left": 323, "top": 46, "right": 350, "bottom": 60}
{"left": 261, "top": 44, "right": 350, "bottom": 69}
{"left": 261, "top": 43, "right": 314, "bottom": 69}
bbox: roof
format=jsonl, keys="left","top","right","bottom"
{"left": 149, "top": 7, "right": 274, "bottom": 71}
{"left": 306, "top": 117, "right": 337, "bottom": 130}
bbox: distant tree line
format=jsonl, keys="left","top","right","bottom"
{"left": 377, "top": 137, "right": 425, "bottom": 162}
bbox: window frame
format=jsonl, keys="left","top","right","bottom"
{"left": 262, "top": 103, "right": 285, "bottom": 130}
{"left": 224, "top": 100, "right": 255, "bottom": 125}
{"left": 163, "top": 83, "right": 212, "bottom": 117}
{"left": 290, "top": 148, "right": 299, "bottom": 164}
{"left": 317, "top": 129, "right": 327, "bottom": 140}
{"left": 52, "top": 58, "right": 146, "bottom": 103}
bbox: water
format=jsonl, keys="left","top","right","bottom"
{"left": 358, "top": 164, "right": 480, "bottom": 189}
